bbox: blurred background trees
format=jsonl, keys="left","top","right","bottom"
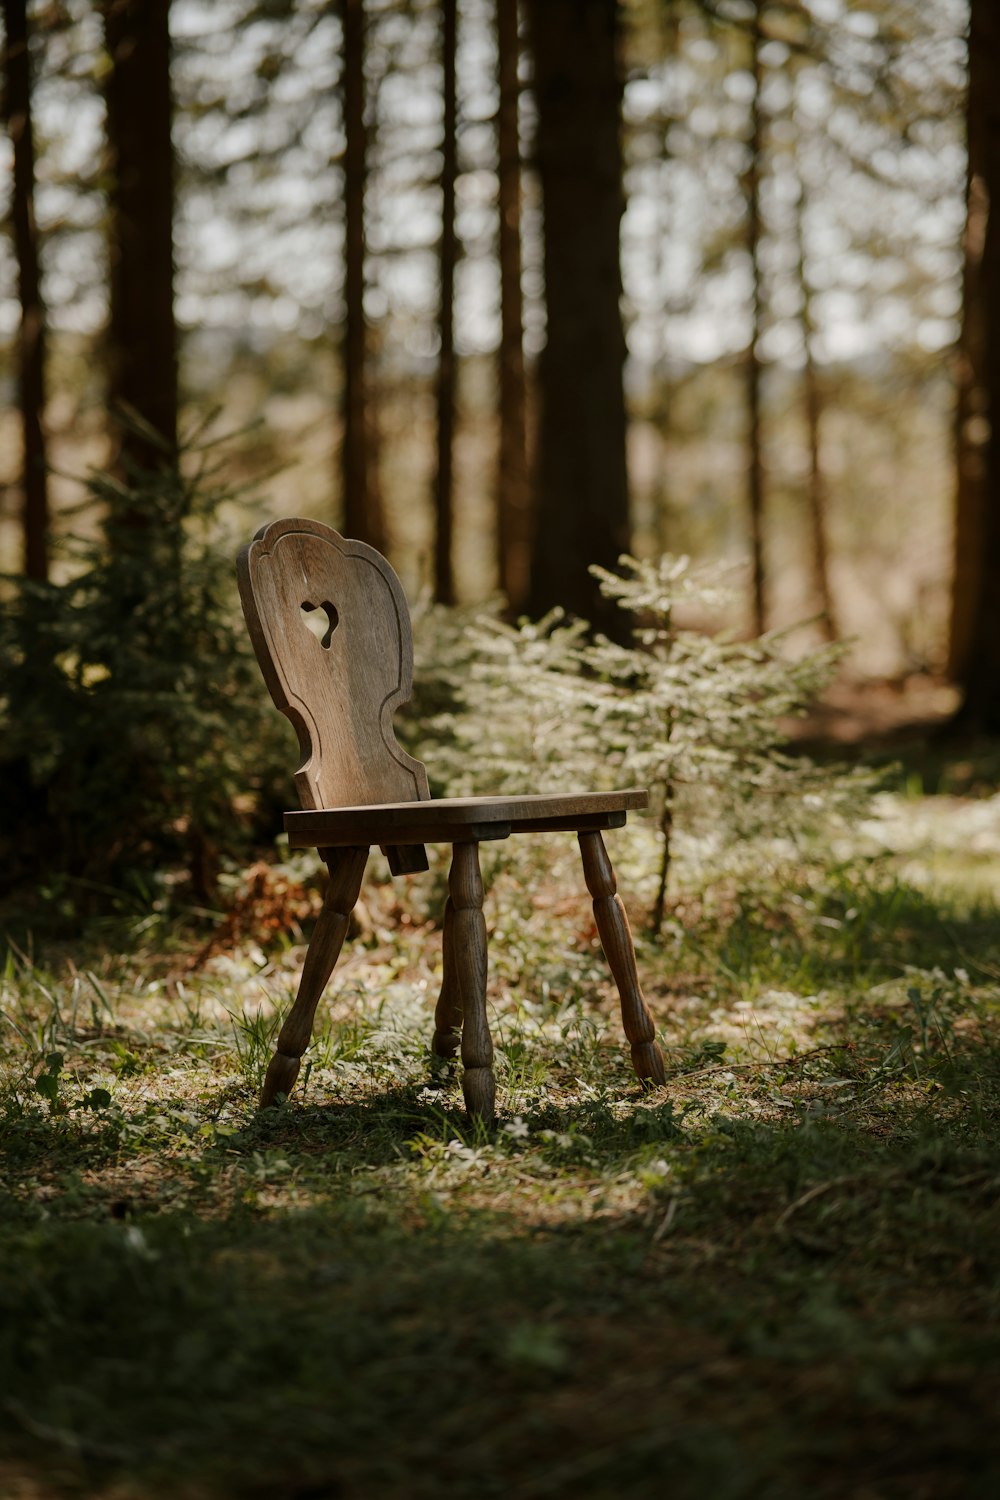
{"left": 525, "top": 0, "right": 630, "bottom": 637}
{"left": 3, "top": 0, "right": 49, "bottom": 580}
{"left": 102, "top": 0, "right": 178, "bottom": 478}
{"left": 949, "top": 0, "right": 999, "bottom": 732}
{"left": 0, "top": 0, "right": 970, "bottom": 637}
{"left": 0, "top": 0, "right": 990, "bottom": 894}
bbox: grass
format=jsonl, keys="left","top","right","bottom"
{"left": 2, "top": 803, "right": 1000, "bottom": 1499}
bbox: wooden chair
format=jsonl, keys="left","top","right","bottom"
{"left": 237, "top": 517, "right": 664, "bottom": 1122}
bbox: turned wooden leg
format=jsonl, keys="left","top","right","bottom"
{"left": 578, "top": 830, "right": 665, "bottom": 1087}
{"left": 259, "top": 845, "right": 368, "bottom": 1107}
{"left": 432, "top": 896, "right": 463, "bottom": 1059}
{"left": 449, "top": 842, "right": 495, "bottom": 1123}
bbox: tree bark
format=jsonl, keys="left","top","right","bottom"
{"left": 3, "top": 0, "right": 50, "bottom": 580}
{"left": 433, "top": 0, "right": 458, "bottom": 604}
{"left": 340, "top": 0, "right": 385, "bottom": 551}
{"left": 102, "top": 0, "right": 177, "bottom": 477}
{"left": 525, "top": 0, "right": 630, "bottom": 637}
{"left": 794, "top": 176, "right": 838, "bottom": 642}
{"left": 948, "top": 3, "right": 989, "bottom": 686}
{"left": 496, "top": 0, "right": 530, "bottom": 612}
{"left": 949, "top": 0, "right": 1000, "bottom": 731}
{"left": 745, "top": 2, "right": 766, "bottom": 637}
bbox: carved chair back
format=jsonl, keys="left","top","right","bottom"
{"left": 237, "top": 518, "right": 430, "bottom": 811}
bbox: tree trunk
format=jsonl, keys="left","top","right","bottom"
{"left": 496, "top": 0, "right": 530, "bottom": 612}
{"left": 745, "top": 3, "right": 766, "bottom": 637}
{"left": 950, "top": 0, "right": 1000, "bottom": 731}
{"left": 3, "top": 0, "right": 50, "bottom": 580}
{"left": 794, "top": 176, "right": 838, "bottom": 642}
{"left": 948, "top": 4, "right": 989, "bottom": 686}
{"left": 433, "top": 0, "right": 458, "bottom": 604}
{"left": 103, "top": 0, "right": 177, "bottom": 476}
{"left": 525, "top": 0, "right": 630, "bottom": 636}
{"left": 340, "top": 0, "right": 385, "bottom": 551}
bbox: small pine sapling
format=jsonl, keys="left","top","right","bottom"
{"left": 586, "top": 555, "right": 869, "bottom": 934}
{"left": 397, "top": 557, "right": 874, "bottom": 939}
{"left": 411, "top": 604, "right": 612, "bottom": 797}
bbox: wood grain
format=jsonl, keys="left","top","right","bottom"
{"left": 237, "top": 518, "right": 430, "bottom": 811}
{"left": 432, "top": 895, "right": 463, "bottom": 1058}
{"left": 260, "top": 845, "right": 368, "bottom": 1107}
{"left": 285, "top": 790, "right": 647, "bottom": 848}
{"left": 578, "top": 830, "right": 665, "bottom": 1087}
{"left": 293, "top": 819, "right": 513, "bottom": 849}
{"left": 449, "top": 842, "right": 495, "bottom": 1122}
{"left": 383, "top": 843, "right": 430, "bottom": 875}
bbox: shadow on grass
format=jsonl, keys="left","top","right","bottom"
{"left": 3, "top": 853, "right": 1000, "bottom": 1497}
{"left": 2, "top": 1033, "right": 1000, "bottom": 1500}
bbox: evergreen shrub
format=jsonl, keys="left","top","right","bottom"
{"left": 0, "top": 439, "right": 293, "bottom": 909}
{"left": 411, "top": 555, "right": 876, "bottom": 933}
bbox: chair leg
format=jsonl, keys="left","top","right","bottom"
{"left": 432, "top": 896, "right": 463, "bottom": 1058}
{"left": 578, "top": 830, "right": 665, "bottom": 1087}
{"left": 259, "top": 845, "right": 369, "bottom": 1107}
{"left": 448, "top": 841, "right": 495, "bottom": 1123}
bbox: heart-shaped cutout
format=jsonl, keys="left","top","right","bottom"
{"left": 301, "top": 599, "right": 339, "bottom": 649}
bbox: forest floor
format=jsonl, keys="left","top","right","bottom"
{"left": 1, "top": 732, "right": 1000, "bottom": 1499}
{"left": 793, "top": 673, "right": 960, "bottom": 749}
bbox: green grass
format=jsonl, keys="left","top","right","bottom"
{"left": 2, "top": 811, "right": 1000, "bottom": 1498}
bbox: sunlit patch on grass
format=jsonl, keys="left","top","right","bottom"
{"left": 2, "top": 795, "right": 1000, "bottom": 1496}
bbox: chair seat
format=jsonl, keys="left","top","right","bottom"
{"left": 284, "top": 788, "right": 648, "bottom": 847}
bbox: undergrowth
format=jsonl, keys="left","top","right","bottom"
{"left": 2, "top": 797, "right": 1000, "bottom": 1499}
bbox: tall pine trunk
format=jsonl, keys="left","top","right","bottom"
{"left": 3, "top": 0, "right": 50, "bottom": 580}
{"left": 433, "top": 0, "right": 458, "bottom": 604}
{"left": 496, "top": 0, "right": 530, "bottom": 611}
{"left": 103, "top": 0, "right": 178, "bottom": 477}
{"left": 526, "top": 0, "right": 629, "bottom": 636}
{"left": 340, "top": 0, "right": 385, "bottom": 550}
{"left": 948, "top": 5, "right": 989, "bottom": 685}
{"left": 950, "top": 0, "right": 1000, "bottom": 730}
{"left": 794, "top": 176, "right": 837, "bottom": 641}
{"left": 745, "top": 3, "right": 766, "bottom": 636}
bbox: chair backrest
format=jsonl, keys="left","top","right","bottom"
{"left": 237, "top": 518, "right": 430, "bottom": 810}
